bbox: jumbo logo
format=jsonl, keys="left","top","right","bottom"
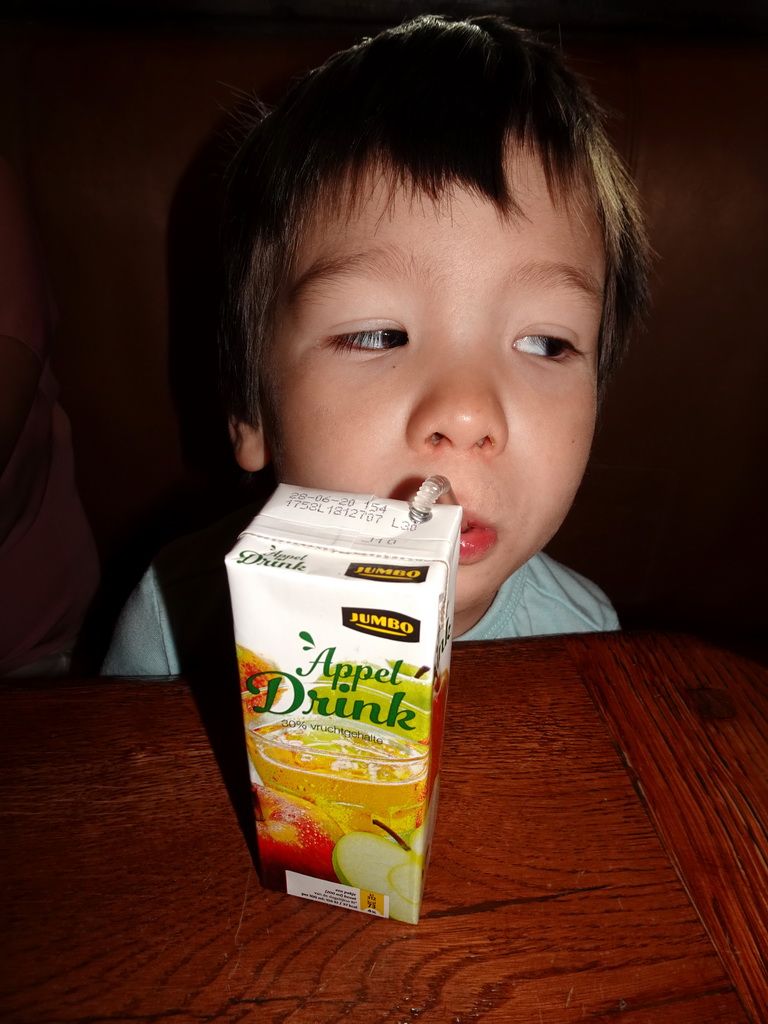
{"left": 345, "top": 562, "right": 428, "bottom": 583}
{"left": 342, "top": 607, "right": 421, "bottom": 642}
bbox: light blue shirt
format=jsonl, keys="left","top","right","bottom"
{"left": 102, "top": 513, "right": 618, "bottom": 678}
{"left": 461, "top": 551, "right": 619, "bottom": 641}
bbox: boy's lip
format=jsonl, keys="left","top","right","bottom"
{"left": 458, "top": 518, "right": 497, "bottom": 564}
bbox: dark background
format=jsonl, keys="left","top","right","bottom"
{"left": 2, "top": 1, "right": 766, "bottom": 663}
{"left": 3, "top": 0, "right": 768, "bottom": 35}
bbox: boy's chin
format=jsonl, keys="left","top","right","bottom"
{"left": 453, "top": 549, "right": 528, "bottom": 635}
{"left": 452, "top": 587, "right": 499, "bottom": 638}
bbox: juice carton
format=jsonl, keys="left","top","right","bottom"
{"left": 225, "top": 482, "right": 461, "bottom": 923}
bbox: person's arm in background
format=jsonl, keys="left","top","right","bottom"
{"left": 0, "top": 159, "right": 54, "bottom": 545}
{"left": 0, "top": 158, "right": 100, "bottom": 677}
{"left": 0, "top": 334, "right": 41, "bottom": 542}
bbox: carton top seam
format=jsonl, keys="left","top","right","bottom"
{"left": 230, "top": 530, "right": 455, "bottom": 566}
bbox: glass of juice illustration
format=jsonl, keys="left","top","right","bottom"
{"left": 246, "top": 718, "right": 429, "bottom": 835}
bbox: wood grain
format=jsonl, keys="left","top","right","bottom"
{"left": 567, "top": 632, "right": 768, "bottom": 1022}
{"left": 1, "top": 635, "right": 754, "bottom": 1022}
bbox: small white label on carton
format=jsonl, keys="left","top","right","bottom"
{"left": 286, "top": 871, "right": 390, "bottom": 917}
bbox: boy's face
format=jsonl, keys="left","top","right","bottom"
{"left": 236, "top": 154, "right": 604, "bottom": 636}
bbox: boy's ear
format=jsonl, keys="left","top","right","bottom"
{"left": 229, "top": 418, "right": 271, "bottom": 471}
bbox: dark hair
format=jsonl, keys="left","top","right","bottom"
{"left": 219, "top": 14, "right": 650, "bottom": 433}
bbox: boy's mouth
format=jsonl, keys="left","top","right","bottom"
{"left": 459, "top": 519, "right": 497, "bottom": 564}
{"left": 404, "top": 479, "right": 496, "bottom": 563}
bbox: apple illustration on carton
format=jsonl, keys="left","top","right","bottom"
{"left": 254, "top": 783, "right": 434, "bottom": 924}
{"left": 333, "top": 823, "right": 427, "bottom": 925}
{"left": 254, "top": 785, "right": 343, "bottom": 887}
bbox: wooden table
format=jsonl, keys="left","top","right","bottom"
{"left": 2, "top": 632, "right": 767, "bottom": 1022}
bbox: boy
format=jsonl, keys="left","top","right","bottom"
{"left": 103, "top": 14, "right": 649, "bottom": 677}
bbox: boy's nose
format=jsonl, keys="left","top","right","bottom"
{"left": 407, "top": 371, "right": 508, "bottom": 455}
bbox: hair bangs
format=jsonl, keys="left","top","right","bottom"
{"left": 279, "top": 16, "right": 597, "bottom": 220}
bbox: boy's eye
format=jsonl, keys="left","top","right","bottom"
{"left": 514, "top": 334, "right": 576, "bottom": 359}
{"left": 331, "top": 329, "right": 408, "bottom": 352}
